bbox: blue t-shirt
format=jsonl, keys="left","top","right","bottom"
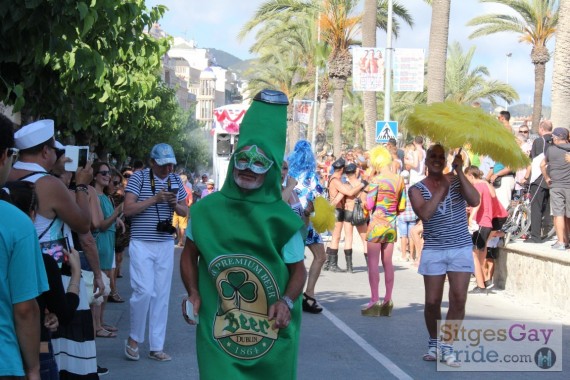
{"left": 0, "top": 201, "right": 49, "bottom": 376}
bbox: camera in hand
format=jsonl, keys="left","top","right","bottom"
{"left": 156, "top": 219, "right": 176, "bottom": 234}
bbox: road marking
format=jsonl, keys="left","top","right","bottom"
{"left": 322, "top": 307, "right": 413, "bottom": 380}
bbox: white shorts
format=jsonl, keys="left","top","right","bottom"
{"left": 418, "top": 246, "right": 474, "bottom": 276}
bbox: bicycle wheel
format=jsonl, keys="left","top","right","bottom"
{"left": 502, "top": 205, "right": 518, "bottom": 246}
{"left": 510, "top": 205, "right": 531, "bottom": 240}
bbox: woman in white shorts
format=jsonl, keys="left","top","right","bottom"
{"left": 409, "top": 144, "right": 480, "bottom": 367}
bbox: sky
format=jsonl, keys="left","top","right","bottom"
{"left": 146, "top": 0, "right": 555, "bottom": 106}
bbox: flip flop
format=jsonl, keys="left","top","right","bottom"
{"left": 148, "top": 351, "right": 171, "bottom": 362}
{"left": 125, "top": 340, "right": 140, "bottom": 361}
{"left": 102, "top": 324, "right": 118, "bottom": 332}
{"left": 96, "top": 328, "right": 117, "bottom": 338}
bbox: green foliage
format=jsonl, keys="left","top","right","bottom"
{"left": 0, "top": 0, "right": 188, "bottom": 159}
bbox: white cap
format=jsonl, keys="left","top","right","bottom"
{"left": 14, "top": 120, "right": 55, "bottom": 150}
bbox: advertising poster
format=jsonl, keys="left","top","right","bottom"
{"left": 352, "top": 47, "right": 385, "bottom": 91}
{"left": 393, "top": 48, "right": 425, "bottom": 92}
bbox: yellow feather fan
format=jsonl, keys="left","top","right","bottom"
{"left": 310, "top": 196, "right": 336, "bottom": 233}
{"left": 406, "top": 102, "right": 530, "bottom": 169}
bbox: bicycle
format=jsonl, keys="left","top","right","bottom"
{"left": 502, "top": 184, "right": 532, "bottom": 247}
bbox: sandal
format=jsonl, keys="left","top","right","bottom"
{"left": 302, "top": 293, "right": 323, "bottom": 314}
{"left": 102, "top": 324, "right": 118, "bottom": 332}
{"left": 440, "top": 343, "right": 461, "bottom": 368}
{"left": 108, "top": 291, "right": 125, "bottom": 303}
{"left": 124, "top": 339, "right": 139, "bottom": 361}
{"left": 148, "top": 351, "right": 172, "bottom": 362}
{"left": 422, "top": 337, "right": 439, "bottom": 361}
{"left": 96, "top": 328, "right": 117, "bottom": 338}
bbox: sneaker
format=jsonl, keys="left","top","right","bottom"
{"left": 551, "top": 242, "right": 568, "bottom": 250}
{"left": 468, "top": 286, "right": 486, "bottom": 295}
{"left": 484, "top": 280, "right": 494, "bottom": 289}
{"left": 97, "top": 366, "right": 109, "bottom": 376}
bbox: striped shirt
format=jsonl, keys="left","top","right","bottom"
{"left": 411, "top": 177, "right": 471, "bottom": 249}
{"left": 125, "top": 168, "right": 187, "bottom": 242}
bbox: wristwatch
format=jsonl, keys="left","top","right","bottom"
{"left": 280, "top": 295, "right": 294, "bottom": 310}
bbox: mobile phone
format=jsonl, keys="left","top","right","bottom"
{"left": 168, "top": 187, "right": 179, "bottom": 195}
{"left": 64, "top": 146, "right": 90, "bottom": 172}
{"left": 184, "top": 299, "right": 199, "bottom": 324}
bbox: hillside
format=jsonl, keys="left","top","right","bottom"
{"left": 207, "top": 48, "right": 243, "bottom": 69}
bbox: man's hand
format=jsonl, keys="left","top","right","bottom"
{"left": 44, "top": 312, "right": 59, "bottom": 332}
{"left": 93, "top": 275, "right": 105, "bottom": 298}
{"left": 268, "top": 300, "right": 291, "bottom": 330}
{"left": 75, "top": 160, "right": 93, "bottom": 186}
{"left": 182, "top": 295, "right": 201, "bottom": 325}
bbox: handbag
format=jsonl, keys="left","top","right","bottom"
{"left": 351, "top": 198, "right": 366, "bottom": 226}
{"left": 492, "top": 176, "right": 502, "bottom": 188}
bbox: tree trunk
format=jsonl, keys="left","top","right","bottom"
{"left": 530, "top": 44, "right": 550, "bottom": 133}
{"left": 426, "top": 0, "right": 451, "bottom": 105}
{"left": 317, "top": 95, "right": 329, "bottom": 152}
{"left": 531, "top": 62, "right": 546, "bottom": 133}
{"left": 362, "top": 0, "right": 378, "bottom": 149}
{"left": 331, "top": 78, "right": 345, "bottom": 156}
{"left": 551, "top": 0, "right": 570, "bottom": 129}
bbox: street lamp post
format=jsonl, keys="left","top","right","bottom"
{"left": 506, "top": 52, "right": 512, "bottom": 110}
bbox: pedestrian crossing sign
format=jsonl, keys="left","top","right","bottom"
{"left": 376, "top": 121, "right": 398, "bottom": 143}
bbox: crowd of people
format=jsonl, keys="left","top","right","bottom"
{"left": 2, "top": 99, "right": 569, "bottom": 378}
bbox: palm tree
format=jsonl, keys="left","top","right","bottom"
{"left": 445, "top": 42, "right": 519, "bottom": 106}
{"left": 362, "top": 0, "right": 377, "bottom": 149}
{"left": 551, "top": 0, "right": 570, "bottom": 128}
{"left": 240, "top": 0, "right": 412, "bottom": 156}
{"left": 467, "top": 0, "right": 558, "bottom": 132}
{"left": 392, "top": 42, "right": 519, "bottom": 137}
{"left": 426, "top": 0, "right": 452, "bottom": 104}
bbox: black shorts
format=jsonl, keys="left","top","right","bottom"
{"left": 472, "top": 227, "right": 492, "bottom": 250}
{"left": 335, "top": 208, "right": 345, "bottom": 222}
{"left": 344, "top": 209, "right": 354, "bottom": 223}
{"left": 486, "top": 247, "right": 499, "bottom": 260}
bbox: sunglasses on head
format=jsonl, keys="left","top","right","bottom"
{"left": 97, "top": 170, "right": 110, "bottom": 176}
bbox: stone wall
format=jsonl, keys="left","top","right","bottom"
{"left": 494, "top": 247, "right": 570, "bottom": 314}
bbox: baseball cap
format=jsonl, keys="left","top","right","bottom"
{"left": 344, "top": 163, "right": 357, "bottom": 174}
{"left": 150, "top": 143, "right": 177, "bottom": 166}
{"left": 552, "top": 127, "right": 569, "bottom": 140}
{"left": 14, "top": 119, "right": 54, "bottom": 150}
{"left": 332, "top": 158, "right": 345, "bottom": 169}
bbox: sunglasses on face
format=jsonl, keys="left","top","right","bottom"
{"left": 7, "top": 147, "right": 19, "bottom": 161}
{"left": 112, "top": 180, "right": 121, "bottom": 186}
{"left": 97, "top": 170, "right": 110, "bottom": 176}
{"left": 519, "top": 130, "right": 529, "bottom": 134}
{"left": 123, "top": 173, "right": 131, "bottom": 178}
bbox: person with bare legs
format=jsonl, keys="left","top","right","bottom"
{"left": 286, "top": 141, "right": 328, "bottom": 313}
{"left": 325, "top": 158, "right": 365, "bottom": 271}
{"left": 362, "top": 146, "right": 405, "bottom": 317}
{"left": 409, "top": 144, "right": 480, "bottom": 367}
{"left": 341, "top": 163, "right": 367, "bottom": 273}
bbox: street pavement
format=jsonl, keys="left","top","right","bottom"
{"left": 97, "top": 236, "right": 569, "bottom": 379}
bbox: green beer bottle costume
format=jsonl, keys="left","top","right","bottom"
{"left": 188, "top": 90, "right": 304, "bottom": 379}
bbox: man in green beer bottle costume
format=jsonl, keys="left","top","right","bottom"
{"left": 180, "top": 90, "right": 307, "bottom": 379}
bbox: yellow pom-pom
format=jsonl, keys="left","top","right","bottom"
{"left": 310, "top": 196, "right": 336, "bottom": 233}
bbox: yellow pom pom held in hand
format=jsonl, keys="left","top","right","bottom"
{"left": 310, "top": 196, "right": 335, "bottom": 233}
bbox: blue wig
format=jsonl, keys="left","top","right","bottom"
{"left": 286, "top": 140, "right": 316, "bottom": 180}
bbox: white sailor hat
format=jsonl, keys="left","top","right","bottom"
{"left": 14, "top": 119, "right": 55, "bottom": 150}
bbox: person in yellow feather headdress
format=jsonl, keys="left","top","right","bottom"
{"left": 361, "top": 146, "right": 405, "bottom": 317}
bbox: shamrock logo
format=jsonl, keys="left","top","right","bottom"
{"left": 220, "top": 270, "right": 258, "bottom": 309}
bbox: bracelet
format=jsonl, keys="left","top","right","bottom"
{"left": 76, "top": 184, "right": 88, "bottom": 193}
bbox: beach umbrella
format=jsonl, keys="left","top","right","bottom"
{"left": 406, "top": 102, "right": 530, "bottom": 169}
